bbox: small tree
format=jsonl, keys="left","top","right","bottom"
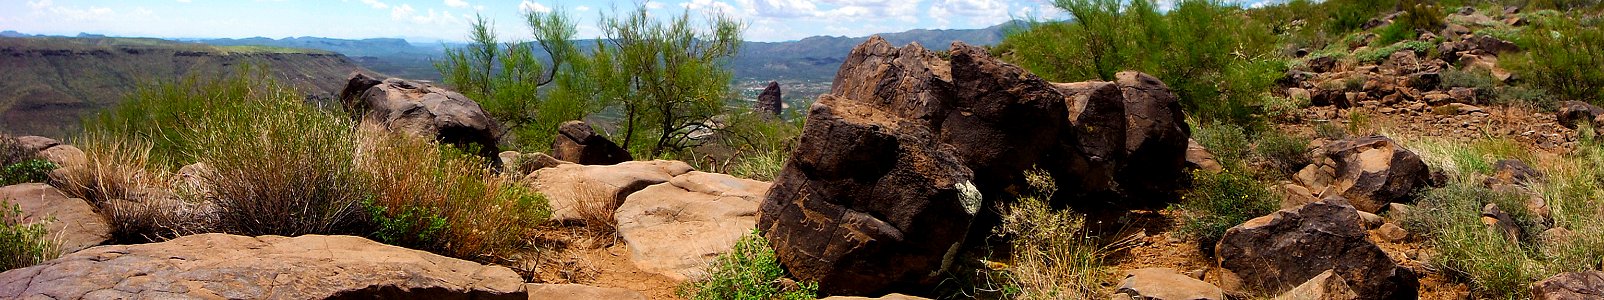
{"left": 591, "top": 6, "right": 744, "bottom": 158}
{"left": 434, "top": 10, "right": 585, "bottom": 149}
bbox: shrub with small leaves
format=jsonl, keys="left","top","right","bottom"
{"left": 1176, "top": 170, "right": 1278, "bottom": 250}
{"left": 0, "top": 160, "right": 57, "bottom": 186}
{"left": 678, "top": 230, "right": 817, "bottom": 300}
{"left": 1, "top": 203, "right": 57, "bottom": 271}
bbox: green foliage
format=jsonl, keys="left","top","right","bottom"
{"left": 435, "top": 11, "right": 585, "bottom": 150}
{"left": 997, "top": 0, "right": 1283, "bottom": 129}
{"left": 363, "top": 197, "right": 447, "bottom": 246}
{"left": 0, "top": 204, "right": 57, "bottom": 271}
{"left": 0, "top": 160, "right": 57, "bottom": 186}
{"left": 699, "top": 109, "right": 803, "bottom": 181}
{"left": 1507, "top": 13, "right": 1604, "bottom": 105}
{"left": 997, "top": 170, "right": 1113, "bottom": 299}
{"left": 1404, "top": 181, "right": 1536, "bottom": 297}
{"left": 1326, "top": 0, "right": 1399, "bottom": 33}
{"left": 83, "top": 66, "right": 287, "bottom": 167}
{"left": 1354, "top": 40, "right": 1433, "bottom": 63}
{"left": 678, "top": 230, "right": 817, "bottom": 300}
{"left": 1177, "top": 170, "right": 1278, "bottom": 249}
{"left": 1314, "top": 121, "right": 1351, "bottom": 140}
{"left": 1192, "top": 121, "right": 1250, "bottom": 168}
{"left": 1254, "top": 130, "right": 1311, "bottom": 178}
{"left": 1396, "top": 0, "right": 1446, "bottom": 33}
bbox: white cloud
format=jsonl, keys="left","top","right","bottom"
{"left": 682, "top": 0, "right": 739, "bottom": 14}
{"left": 575, "top": 5, "right": 591, "bottom": 12}
{"left": 177, "top": 0, "right": 192, "bottom": 3}
{"left": 391, "top": 4, "right": 414, "bottom": 19}
{"left": 360, "top": 0, "right": 389, "bottom": 9}
{"left": 645, "top": 1, "right": 666, "bottom": 10}
{"left": 518, "top": 1, "right": 551, "bottom": 13}
{"left": 930, "top": 0, "right": 1011, "bottom": 27}
{"left": 445, "top": 0, "right": 469, "bottom": 8}
{"left": 27, "top": 0, "right": 53, "bottom": 9}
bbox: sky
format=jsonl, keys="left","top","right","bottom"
{"left": 0, "top": 0, "right": 1076, "bottom": 43}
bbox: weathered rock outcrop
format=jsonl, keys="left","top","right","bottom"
{"left": 1556, "top": 101, "right": 1604, "bottom": 129}
{"left": 0, "top": 183, "right": 110, "bottom": 255}
{"left": 0, "top": 234, "right": 526, "bottom": 299}
{"left": 1216, "top": 198, "right": 1417, "bottom": 299}
{"left": 550, "top": 120, "right": 633, "bottom": 165}
{"left": 756, "top": 80, "right": 784, "bottom": 117}
{"left": 526, "top": 160, "right": 694, "bottom": 223}
{"left": 525, "top": 284, "right": 647, "bottom": 300}
{"left": 1274, "top": 269, "right": 1360, "bottom": 300}
{"left": 339, "top": 72, "right": 504, "bottom": 162}
{"left": 760, "top": 36, "right": 1192, "bottom": 295}
{"left": 8, "top": 135, "right": 85, "bottom": 169}
{"left": 616, "top": 171, "right": 769, "bottom": 281}
{"left": 1531, "top": 271, "right": 1604, "bottom": 300}
{"left": 1114, "top": 268, "right": 1226, "bottom": 300}
{"left": 1291, "top": 136, "right": 1434, "bottom": 213}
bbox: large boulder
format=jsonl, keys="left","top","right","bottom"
{"left": 0, "top": 183, "right": 110, "bottom": 255}
{"left": 1114, "top": 268, "right": 1227, "bottom": 300}
{"left": 756, "top": 80, "right": 784, "bottom": 117}
{"left": 1556, "top": 101, "right": 1604, "bottom": 129}
{"left": 339, "top": 72, "right": 504, "bottom": 163}
{"left": 526, "top": 160, "right": 694, "bottom": 223}
{"left": 1292, "top": 136, "right": 1433, "bottom": 213}
{"left": 1531, "top": 271, "right": 1604, "bottom": 300}
{"left": 1051, "top": 81, "right": 1128, "bottom": 196}
{"left": 550, "top": 120, "right": 633, "bottom": 165}
{"left": 0, "top": 234, "right": 526, "bottom": 299}
{"left": 1274, "top": 269, "right": 1360, "bottom": 300}
{"left": 1216, "top": 198, "right": 1417, "bottom": 299}
{"left": 1113, "top": 71, "right": 1191, "bottom": 208}
{"left": 615, "top": 171, "right": 770, "bottom": 281}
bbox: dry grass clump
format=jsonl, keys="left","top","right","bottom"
{"left": 0, "top": 203, "right": 58, "bottom": 271}
{"left": 561, "top": 175, "right": 618, "bottom": 244}
{"left": 52, "top": 132, "right": 208, "bottom": 243}
{"left": 994, "top": 170, "right": 1121, "bottom": 299}
{"left": 356, "top": 130, "right": 550, "bottom": 258}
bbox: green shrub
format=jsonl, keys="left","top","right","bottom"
{"left": 0, "top": 203, "right": 57, "bottom": 271}
{"left": 1314, "top": 121, "right": 1351, "bottom": 140}
{"left": 678, "top": 230, "right": 816, "bottom": 300}
{"left": 1507, "top": 13, "right": 1604, "bottom": 105}
{"left": 1193, "top": 121, "right": 1250, "bottom": 168}
{"left": 1354, "top": 40, "right": 1433, "bottom": 63}
{"left": 1375, "top": 22, "right": 1418, "bottom": 46}
{"left": 0, "top": 160, "right": 57, "bottom": 186}
{"left": 1325, "top": 0, "right": 1399, "bottom": 33}
{"left": 1403, "top": 181, "right": 1535, "bottom": 298}
{"left": 1254, "top": 130, "right": 1311, "bottom": 178}
{"left": 1176, "top": 170, "right": 1278, "bottom": 250}
{"left": 997, "top": 170, "right": 1113, "bottom": 299}
{"left": 1495, "top": 84, "right": 1553, "bottom": 109}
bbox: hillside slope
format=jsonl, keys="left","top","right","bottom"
{"left": 0, "top": 36, "right": 373, "bottom": 137}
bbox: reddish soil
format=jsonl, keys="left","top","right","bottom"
{"left": 518, "top": 227, "right": 684, "bottom": 299}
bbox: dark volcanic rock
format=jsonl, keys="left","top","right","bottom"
{"left": 941, "top": 43, "right": 1068, "bottom": 201}
{"left": 340, "top": 73, "right": 504, "bottom": 163}
{"left": 1216, "top": 198, "right": 1418, "bottom": 299}
{"left": 550, "top": 120, "right": 633, "bottom": 165}
{"left": 756, "top": 81, "right": 784, "bottom": 117}
{"left": 1532, "top": 271, "right": 1604, "bottom": 300}
{"left": 1293, "top": 136, "right": 1433, "bottom": 213}
{"left": 1113, "top": 71, "right": 1191, "bottom": 208}
{"left": 1556, "top": 101, "right": 1604, "bottom": 129}
{"left": 1051, "top": 81, "right": 1127, "bottom": 196}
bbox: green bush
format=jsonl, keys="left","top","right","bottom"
{"left": 1192, "top": 121, "right": 1250, "bottom": 168}
{"left": 1324, "top": 0, "right": 1399, "bottom": 34}
{"left": 1176, "top": 170, "right": 1278, "bottom": 250}
{"left": 1375, "top": 22, "right": 1418, "bottom": 46}
{"left": 0, "top": 160, "right": 57, "bottom": 186}
{"left": 997, "top": 0, "right": 1283, "bottom": 129}
{"left": 0, "top": 203, "right": 57, "bottom": 271}
{"left": 1354, "top": 40, "right": 1433, "bottom": 63}
{"left": 1507, "top": 13, "right": 1604, "bottom": 105}
{"left": 1314, "top": 121, "right": 1351, "bottom": 140}
{"left": 989, "top": 169, "right": 1113, "bottom": 299}
{"left": 678, "top": 230, "right": 816, "bottom": 300}
{"left": 1254, "top": 130, "right": 1311, "bottom": 178}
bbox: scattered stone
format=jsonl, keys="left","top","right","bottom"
{"left": 1481, "top": 203, "right": 1523, "bottom": 242}
{"left": 1114, "top": 268, "right": 1227, "bottom": 300}
{"left": 1374, "top": 223, "right": 1409, "bottom": 243}
{"left": 1274, "top": 269, "right": 1360, "bottom": 300}
{"left": 1216, "top": 197, "right": 1417, "bottom": 299}
{"left": 0, "top": 183, "right": 110, "bottom": 255}
{"left": 340, "top": 72, "right": 505, "bottom": 163}
{"left": 1485, "top": 159, "right": 1543, "bottom": 186}
{"left": 1531, "top": 271, "right": 1604, "bottom": 300}
{"left": 1383, "top": 51, "right": 1420, "bottom": 75}
{"left": 0, "top": 234, "right": 527, "bottom": 299}
{"left": 550, "top": 120, "right": 633, "bottom": 165}
{"left": 526, "top": 160, "right": 694, "bottom": 223}
{"left": 1357, "top": 211, "right": 1384, "bottom": 229}
{"left": 615, "top": 171, "right": 770, "bottom": 281}
{"left": 1385, "top": 203, "right": 1415, "bottom": 219}
{"left": 525, "top": 284, "right": 647, "bottom": 300}
{"left": 1308, "top": 56, "right": 1338, "bottom": 73}
{"left": 756, "top": 80, "right": 784, "bottom": 117}
{"left": 1185, "top": 139, "right": 1224, "bottom": 174}
{"left": 1556, "top": 101, "right": 1604, "bottom": 129}
{"left": 1292, "top": 136, "right": 1434, "bottom": 213}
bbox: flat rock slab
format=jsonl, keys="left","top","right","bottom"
{"left": 0, "top": 233, "right": 526, "bottom": 299}
{"left": 1115, "top": 268, "right": 1226, "bottom": 300}
{"left": 526, "top": 160, "right": 694, "bottom": 223}
{"left": 616, "top": 171, "right": 770, "bottom": 281}
{"left": 525, "top": 284, "right": 646, "bottom": 300}
{"left": 0, "top": 183, "right": 110, "bottom": 255}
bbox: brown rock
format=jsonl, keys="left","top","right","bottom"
{"left": 1557, "top": 101, "right": 1604, "bottom": 129}
{"left": 550, "top": 120, "right": 633, "bottom": 165}
{"left": 525, "top": 284, "right": 647, "bottom": 300}
{"left": 756, "top": 80, "right": 784, "bottom": 117}
{"left": 0, "top": 233, "right": 526, "bottom": 299}
{"left": 1114, "top": 71, "right": 1191, "bottom": 208}
{"left": 1485, "top": 159, "right": 1542, "bottom": 186}
{"left": 942, "top": 42, "right": 1069, "bottom": 202}
{"left": 1383, "top": 51, "right": 1420, "bottom": 75}
{"left": 501, "top": 151, "right": 570, "bottom": 175}
{"left": 0, "top": 183, "right": 110, "bottom": 255}
{"left": 1308, "top": 56, "right": 1338, "bottom": 73}
{"left": 341, "top": 73, "right": 505, "bottom": 163}
{"left": 12, "top": 136, "right": 61, "bottom": 153}
{"left": 35, "top": 144, "right": 85, "bottom": 169}
{"left": 1216, "top": 197, "right": 1417, "bottom": 299}
{"left": 1374, "top": 223, "right": 1409, "bottom": 243}
{"left": 1052, "top": 81, "right": 1128, "bottom": 198}
{"left": 1531, "top": 271, "right": 1604, "bottom": 300}
{"left": 1274, "top": 269, "right": 1360, "bottom": 300}
{"left": 526, "top": 160, "right": 694, "bottom": 223}
{"left": 615, "top": 171, "right": 769, "bottom": 281}
{"left": 1114, "top": 268, "right": 1227, "bottom": 300}
{"left": 1293, "top": 136, "right": 1433, "bottom": 213}
{"left": 1481, "top": 203, "right": 1523, "bottom": 242}
{"left": 1185, "top": 139, "right": 1224, "bottom": 174}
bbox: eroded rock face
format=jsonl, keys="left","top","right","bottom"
{"left": 756, "top": 81, "right": 784, "bottom": 117}
{"left": 0, "top": 233, "right": 526, "bottom": 299}
{"left": 1275, "top": 269, "right": 1360, "bottom": 300}
{"left": 550, "top": 120, "right": 633, "bottom": 165}
{"left": 1532, "top": 271, "right": 1604, "bottom": 300}
{"left": 526, "top": 160, "right": 694, "bottom": 223}
{"left": 340, "top": 72, "right": 504, "bottom": 163}
{"left": 760, "top": 36, "right": 1192, "bottom": 295}
{"left": 0, "top": 183, "right": 110, "bottom": 255}
{"left": 1293, "top": 136, "right": 1433, "bottom": 213}
{"left": 1216, "top": 198, "right": 1417, "bottom": 299}
{"left": 616, "top": 171, "right": 770, "bottom": 281}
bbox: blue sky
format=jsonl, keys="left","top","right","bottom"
{"left": 0, "top": 0, "right": 1075, "bottom": 42}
